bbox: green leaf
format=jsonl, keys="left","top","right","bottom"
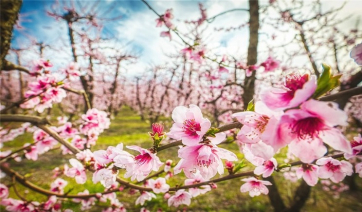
{"left": 246, "top": 99, "right": 254, "bottom": 111}
{"left": 277, "top": 163, "right": 291, "bottom": 170}
{"left": 233, "top": 160, "right": 246, "bottom": 173}
{"left": 313, "top": 63, "right": 341, "bottom": 98}
{"left": 205, "top": 127, "right": 220, "bottom": 137}
{"left": 24, "top": 173, "right": 33, "bottom": 178}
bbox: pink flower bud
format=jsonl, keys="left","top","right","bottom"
{"left": 151, "top": 123, "right": 164, "bottom": 137}
{"left": 164, "top": 193, "right": 171, "bottom": 199}
{"left": 225, "top": 160, "right": 234, "bottom": 169}
{"left": 96, "top": 193, "right": 102, "bottom": 198}
{"left": 210, "top": 183, "right": 217, "bottom": 189}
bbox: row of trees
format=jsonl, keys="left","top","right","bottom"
{"left": 0, "top": 0, "right": 361, "bottom": 211}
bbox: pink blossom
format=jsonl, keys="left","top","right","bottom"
{"left": 260, "top": 56, "right": 280, "bottom": 72}
{"left": 3, "top": 199, "right": 35, "bottom": 212}
{"left": 94, "top": 147, "right": 115, "bottom": 165}
{"left": 316, "top": 157, "right": 353, "bottom": 183}
{"left": 254, "top": 158, "right": 277, "bottom": 178}
{"left": 0, "top": 150, "right": 11, "bottom": 158}
{"left": 24, "top": 143, "right": 38, "bottom": 161}
{"left": 242, "top": 141, "right": 275, "bottom": 164}
{"left": 160, "top": 31, "right": 172, "bottom": 40}
{"left": 218, "top": 66, "right": 229, "bottom": 73}
{"left": 190, "top": 49, "right": 205, "bottom": 63}
{"left": 283, "top": 100, "right": 352, "bottom": 163}
{"left": 168, "top": 189, "right": 192, "bottom": 207}
{"left": 140, "top": 208, "right": 150, "bottom": 212}
{"left": 350, "top": 42, "right": 362, "bottom": 65}
{"left": 73, "top": 190, "right": 96, "bottom": 210}
{"left": 181, "top": 47, "right": 193, "bottom": 58}
{"left": 355, "top": 163, "right": 362, "bottom": 177}
{"left": 58, "top": 122, "right": 78, "bottom": 138}
{"left": 65, "top": 62, "right": 81, "bottom": 80}
{"left": 225, "top": 160, "right": 234, "bottom": 170}
{"left": 236, "top": 61, "right": 247, "bottom": 69}
{"left": 164, "top": 159, "right": 172, "bottom": 172}
{"left": 295, "top": 164, "right": 319, "bottom": 186}
{"left": 150, "top": 123, "right": 165, "bottom": 137}
{"left": 76, "top": 149, "right": 94, "bottom": 162}
{"left": 344, "top": 134, "right": 362, "bottom": 159}
{"left": 20, "top": 96, "right": 40, "bottom": 109}
{"left": 50, "top": 178, "right": 68, "bottom": 193}
{"left": 43, "top": 196, "right": 57, "bottom": 210}
{"left": 240, "top": 177, "right": 272, "bottom": 197}
{"left": 164, "top": 20, "right": 174, "bottom": 29}
{"left": 93, "top": 168, "right": 117, "bottom": 188}
{"left": 163, "top": 9, "right": 174, "bottom": 22}
{"left": 246, "top": 65, "right": 258, "bottom": 77}
{"left": 184, "top": 172, "right": 211, "bottom": 197}
{"left": 31, "top": 59, "right": 53, "bottom": 74}
{"left": 71, "top": 135, "right": 87, "bottom": 150}
{"left": 103, "top": 206, "right": 126, "bottom": 212}
{"left": 260, "top": 73, "right": 317, "bottom": 111}
{"left": 125, "top": 146, "right": 163, "bottom": 181}
{"left": 80, "top": 108, "right": 110, "bottom": 136}
{"left": 147, "top": 178, "right": 170, "bottom": 193}
{"left": 168, "top": 104, "right": 211, "bottom": 146}
{"left": 65, "top": 159, "right": 87, "bottom": 184}
{"left": 34, "top": 129, "right": 58, "bottom": 154}
{"left": 232, "top": 101, "right": 284, "bottom": 149}
{"left": 45, "top": 87, "right": 66, "bottom": 103}
{"left": 28, "top": 76, "right": 56, "bottom": 95}
{"left": 135, "top": 191, "right": 156, "bottom": 205}
{"left": 174, "top": 134, "right": 237, "bottom": 180}
{"left": 57, "top": 116, "right": 68, "bottom": 125}
{"left": 155, "top": 18, "right": 163, "bottom": 27}
{"left": 0, "top": 183, "right": 9, "bottom": 199}
{"left": 34, "top": 96, "right": 53, "bottom": 113}
{"left": 109, "top": 144, "right": 135, "bottom": 169}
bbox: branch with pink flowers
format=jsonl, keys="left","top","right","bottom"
{"left": 1, "top": 82, "right": 361, "bottom": 198}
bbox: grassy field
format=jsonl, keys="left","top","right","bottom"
{"left": 2, "top": 107, "right": 362, "bottom": 212}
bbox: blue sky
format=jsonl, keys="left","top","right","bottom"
{"left": 10, "top": 0, "right": 362, "bottom": 75}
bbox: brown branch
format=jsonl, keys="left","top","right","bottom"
{"left": 0, "top": 115, "right": 50, "bottom": 125}
{"left": 2, "top": 60, "right": 30, "bottom": 74}
{"left": 0, "top": 163, "right": 120, "bottom": 199}
{"left": 207, "top": 8, "right": 249, "bottom": 23}
{"left": 0, "top": 91, "right": 47, "bottom": 114}
{"left": 318, "top": 86, "right": 362, "bottom": 102}
{"left": 0, "top": 142, "right": 38, "bottom": 163}
{"left": 63, "top": 87, "right": 91, "bottom": 112}
{"left": 12, "top": 176, "right": 28, "bottom": 202}
{"left": 0, "top": 62, "right": 92, "bottom": 113}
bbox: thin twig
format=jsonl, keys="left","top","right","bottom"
{"left": 207, "top": 8, "right": 249, "bottom": 23}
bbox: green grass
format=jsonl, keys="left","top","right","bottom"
{"left": 2, "top": 106, "right": 362, "bottom": 212}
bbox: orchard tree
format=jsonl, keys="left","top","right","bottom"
{"left": 1, "top": 0, "right": 362, "bottom": 212}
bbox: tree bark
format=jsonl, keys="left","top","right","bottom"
{"left": 243, "top": 0, "right": 259, "bottom": 108}
{"left": 265, "top": 176, "right": 287, "bottom": 212}
{"left": 0, "top": 0, "right": 22, "bottom": 70}
{"left": 285, "top": 181, "right": 311, "bottom": 212}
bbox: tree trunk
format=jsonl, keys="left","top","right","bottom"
{"left": 0, "top": 0, "right": 22, "bottom": 69}
{"left": 243, "top": 0, "right": 259, "bottom": 108}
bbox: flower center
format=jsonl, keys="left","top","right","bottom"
{"left": 284, "top": 73, "right": 309, "bottom": 98}
{"left": 255, "top": 115, "right": 270, "bottom": 133}
{"left": 154, "top": 182, "right": 162, "bottom": 189}
{"left": 197, "top": 159, "right": 213, "bottom": 167}
{"left": 135, "top": 153, "right": 152, "bottom": 165}
{"left": 264, "top": 160, "right": 275, "bottom": 169}
{"left": 292, "top": 117, "right": 324, "bottom": 139}
{"left": 183, "top": 119, "right": 201, "bottom": 137}
{"left": 326, "top": 162, "right": 340, "bottom": 172}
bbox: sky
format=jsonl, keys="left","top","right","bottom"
{"left": 11, "top": 0, "right": 362, "bottom": 76}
